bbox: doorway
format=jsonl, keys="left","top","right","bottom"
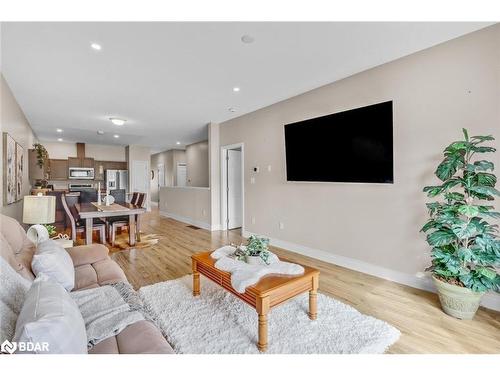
{"left": 221, "top": 143, "right": 244, "bottom": 231}
{"left": 176, "top": 163, "right": 187, "bottom": 186}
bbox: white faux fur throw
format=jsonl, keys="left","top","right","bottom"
{"left": 211, "top": 246, "right": 304, "bottom": 293}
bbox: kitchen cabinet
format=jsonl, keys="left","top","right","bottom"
{"left": 29, "top": 149, "right": 46, "bottom": 181}
{"left": 68, "top": 156, "right": 94, "bottom": 168}
{"left": 48, "top": 159, "right": 68, "bottom": 180}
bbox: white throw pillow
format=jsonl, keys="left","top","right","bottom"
{"left": 14, "top": 274, "right": 88, "bottom": 354}
{"left": 32, "top": 239, "right": 75, "bottom": 291}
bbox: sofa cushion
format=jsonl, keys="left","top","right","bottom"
{"left": 66, "top": 244, "right": 109, "bottom": 267}
{"left": 89, "top": 320, "right": 174, "bottom": 354}
{"left": 14, "top": 274, "right": 87, "bottom": 354}
{"left": 0, "top": 233, "right": 35, "bottom": 281}
{"left": 73, "top": 258, "right": 127, "bottom": 291}
{"left": 32, "top": 240, "right": 75, "bottom": 291}
{"left": 0, "top": 214, "right": 34, "bottom": 255}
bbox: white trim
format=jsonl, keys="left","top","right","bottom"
{"left": 220, "top": 142, "right": 245, "bottom": 233}
{"left": 160, "top": 210, "right": 211, "bottom": 231}
{"left": 242, "top": 230, "right": 500, "bottom": 312}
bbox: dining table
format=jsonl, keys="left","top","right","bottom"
{"left": 75, "top": 202, "right": 146, "bottom": 246}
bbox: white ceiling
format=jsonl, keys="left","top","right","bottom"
{"left": 1, "top": 22, "right": 492, "bottom": 153}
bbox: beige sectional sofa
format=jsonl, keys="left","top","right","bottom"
{"left": 0, "top": 214, "right": 173, "bottom": 354}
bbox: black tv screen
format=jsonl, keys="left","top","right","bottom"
{"left": 284, "top": 101, "right": 393, "bottom": 183}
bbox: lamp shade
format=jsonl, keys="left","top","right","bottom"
{"left": 22, "top": 195, "right": 56, "bottom": 224}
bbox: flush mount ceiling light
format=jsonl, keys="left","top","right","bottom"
{"left": 228, "top": 107, "right": 236, "bottom": 113}
{"left": 176, "top": 141, "right": 181, "bottom": 145}
{"left": 109, "top": 118, "right": 126, "bottom": 126}
{"left": 233, "top": 87, "right": 240, "bottom": 92}
{"left": 90, "top": 42, "right": 102, "bottom": 50}
{"left": 97, "top": 130, "right": 104, "bottom": 135}
{"left": 57, "top": 138, "right": 63, "bottom": 142}
{"left": 113, "top": 134, "right": 120, "bottom": 138}
{"left": 241, "top": 35, "right": 254, "bottom": 44}
{"left": 56, "top": 128, "right": 63, "bottom": 133}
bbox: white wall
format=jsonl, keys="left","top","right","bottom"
{"left": 43, "top": 141, "right": 126, "bottom": 161}
{"left": 186, "top": 140, "right": 209, "bottom": 187}
{"left": 0, "top": 75, "right": 37, "bottom": 222}
{"left": 126, "top": 144, "right": 151, "bottom": 209}
{"left": 159, "top": 186, "right": 211, "bottom": 229}
{"left": 217, "top": 25, "right": 500, "bottom": 309}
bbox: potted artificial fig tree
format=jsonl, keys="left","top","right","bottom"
{"left": 422, "top": 129, "right": 500, "bottom": 319}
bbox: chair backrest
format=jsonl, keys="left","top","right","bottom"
{"left": 80, "top": 189, "right": 98, "bottom": 203}
{"left": 130, "top": 192, "right": 139, "bottom": 205}
{"left": 110, "top": 189, "right": 126, "bottom": 204}
{"left": 61, "top": 194, "right": 79, "bottom": 241}
{"left": 47, "top": 191, "right": 65, "bottom": 225}
{"left": 136, "top": 192, "right": 146, "bottom": 208}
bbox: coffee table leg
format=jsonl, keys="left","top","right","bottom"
{"left": 256, "top": 296, "right": 270, "bottom": 352}
{"left": 309, "top": 274, "right": 319, "bottom": 320}
{"left": 192, "top": 259, "right": 200, "bottom": 296}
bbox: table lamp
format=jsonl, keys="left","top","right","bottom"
{"left": 23, "top": 195, "right": 56, "bottom": 244}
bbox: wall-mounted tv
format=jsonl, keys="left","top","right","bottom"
{"left": 284, "top": 101, "right": 393, "bottom": 183}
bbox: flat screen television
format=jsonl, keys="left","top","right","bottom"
{"left": 284, "top": 101, "right": 393, "bottom": 183}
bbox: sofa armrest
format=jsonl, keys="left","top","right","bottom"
{"left": 66, "top": 244, "right": 109, "bottom": 267}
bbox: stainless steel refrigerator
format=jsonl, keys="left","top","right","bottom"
{"left": 105, "top": 170, "right": 128, "bottom": 192}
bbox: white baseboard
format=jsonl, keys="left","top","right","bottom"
{"left": 159, "top": 211, "right": 212, "bottom": 231}
{"left": 243, "top": 230, "right": 500, "bottom": 312}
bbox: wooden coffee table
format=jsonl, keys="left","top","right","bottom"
{"left": 191, "top": 251, "right": 320, "bottom": 352}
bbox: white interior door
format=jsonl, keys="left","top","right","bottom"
{"left": 158, "top": 163, "right": 165, "bottom": 188}
{"left": 132, "top": 161, "right": 149, "bottom": 207}
{"left": 176, "top": 163, "right": 187, "bottom": 187}
{"left": 227, "top": 149, "right": 242, "bottom": 229}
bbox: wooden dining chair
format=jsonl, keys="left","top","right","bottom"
{"left": 107, "top": 192, "right": 146, "bottom": 246}
{"left": 61, "top": 194, "right": 106, "bottom": 244}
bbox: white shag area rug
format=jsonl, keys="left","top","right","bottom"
{"left": 139, "top": 275, "right": 400, "bottom": 354}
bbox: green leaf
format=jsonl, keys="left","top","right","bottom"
{"left": 457, "top": 204, "right": 480, "bottom": 218}
{"left": 471, "top": 135, "right": 495, "bottom": 143}
{"left": 457, "top": 247, "right": 474, "bottom": 262}
{"left": 468, "top": 185, "right": 500, "bottom": 198}
{"left": 473, "top": 160, "right": 494, "bottom": 171}
{"left": 435, "top": 154, "right": 464, "bottom": 181}
{"left": 477, "top": 267, "right": 497, "bottom": 280}
{"left": 462, "top": 128, "right": 469, "bottom": 141}
{"left": 451, "top": 222, "right": 478, "bottom": 239}
{"left": 444, "top": 192, "right": 465, "bottom": 202}
{"left": 472, "top": 146, "right": 496, "bottom": 154}
{"left": 475, "top": 172, "right": 497, "bottom": 187}
{"left": 427, "top": 230, "right": 456, "bottom": 246}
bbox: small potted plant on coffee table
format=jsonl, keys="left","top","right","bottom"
{"left": 243, "top": 235, "right": 271, "bottom": 265}
{"left": 422, "top": 128, "right": 500, "bottom": 319}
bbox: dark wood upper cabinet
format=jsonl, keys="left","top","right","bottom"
{"left": 68, "top": 157, "right": 80, "bottom": 168}
{"left": 28, "top": 149, "right": 46, "bottom": 181}
{"left": 48, "top": 159, "right": 68, "bottom": 180}
{"left": 82, "top": 157, "right": 94, "bottom": 168}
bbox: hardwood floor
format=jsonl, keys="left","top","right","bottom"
{"left": 111, "top": 208, "right": 500, "bottom": 354}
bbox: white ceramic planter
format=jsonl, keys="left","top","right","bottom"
{"left": 246, "top": 255, "right": 262, "bottom": 265}
{"left": 433, "top": 276, "right": 484, "bottom": 320}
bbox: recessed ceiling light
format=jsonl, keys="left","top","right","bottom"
{"left": 97, "top": 130, "right": 104, "bottom": 135}
{"left": 113, "top": 134, "right": 120, "bottom": 138}
{"left": 57, "top": 138, "right": 63, "bottom": 142}
{"left": 91, "top": 43, "right": 102, "bottom": 50}
{"left": 228, "top": 107, "right": 236, "bottom": 113}
{"left": 176, "top": 141, "right": 181, "bottom": 145}
{"left": 56, "top": 128, "right": 63, "bottom": 133}
{"left": 109, "top": 118, "right": 126, "bottom": 126}
{"left": 241, "top": 35, "right": 254, "bottom": 44}
{"left": 233, "top": 87, "right": 240, "bottom": 92}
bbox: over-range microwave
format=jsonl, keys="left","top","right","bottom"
{"left": 68, "top": 167, "right": 95, "bottom": 179}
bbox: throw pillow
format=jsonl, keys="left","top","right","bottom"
{"left": 32, "top": 239, "right": 75, "bottom": 291}
{"left": 14, "top": 274, "right": 88, "bottom": 354}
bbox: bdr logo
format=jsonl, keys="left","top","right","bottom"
{"left": 1, "top": 339, "right": 50, "bottom": 354}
